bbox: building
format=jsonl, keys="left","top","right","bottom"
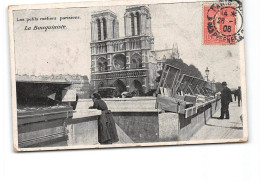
{"left": 16, "top": 74, "right": 90, "bottom": 99}
{"left": 63, "top": 74, "right": 90, "bottom": 99}
{"left": 151, "top": 43, "right": 180, "bottom": 71}
{"left": 90, "top": 5, "right": 178, "bottom": 94}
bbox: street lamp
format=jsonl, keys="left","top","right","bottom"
{"left": 205, "top": 67, "right": 209, "bottom": 81}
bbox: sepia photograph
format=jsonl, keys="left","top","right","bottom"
{"left": 8, "top": 0, "right": 248, "bottom": 151}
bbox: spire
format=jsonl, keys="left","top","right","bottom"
{"left": 176, "top": 44, "right": 179, "bottom": 59}
{"left": 172, "top": 42, "right": 180, "bottom": 59}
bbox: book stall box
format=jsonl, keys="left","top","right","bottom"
{"left": 16, "top": 79, "right": 76, "bottom": 148}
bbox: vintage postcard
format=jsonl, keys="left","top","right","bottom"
{"left": 8, "top": 0, "right": 248, "bottom": 152}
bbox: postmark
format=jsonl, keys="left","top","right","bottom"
{"left": 203, "top": 0, "right": 244, "bottom": 45}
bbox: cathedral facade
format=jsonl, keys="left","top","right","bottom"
{"left": 90, "top": 5, "right": 173, "bottom": 94}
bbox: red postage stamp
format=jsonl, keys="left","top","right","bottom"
{"left": 203, "top": 2, "right": 243, "bottom": 45}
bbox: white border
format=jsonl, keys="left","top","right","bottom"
{"left": 8, "top": 0, "right": 248, "bottom": 152}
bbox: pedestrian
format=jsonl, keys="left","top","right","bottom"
{"left": 237, "top": 86, "right": 242, "bottom": 107}
{"left": 89, "top": 93, "right": 119, "bottom": 144}
{"left": 218, "top": 82, "right": 233, "bottom": 119}
{"left": 234, "top": 90, "right": 237, "bottom": 101}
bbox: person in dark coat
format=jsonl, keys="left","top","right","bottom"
{"left": 233, "top": 90, "right": 237, "bottom": 101}
{"left": 218, "top": 82, "right": 233, "bottom": 119}
{"left": 89, "top": 93, "right": 119, "bottom": 144}
{"left": 237, "top": 86, "right": 242, "bottom": 107}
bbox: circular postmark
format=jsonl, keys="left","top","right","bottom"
{"left": 206, "top": 0, "right": 244, "bottom": 44}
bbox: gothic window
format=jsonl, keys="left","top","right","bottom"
{"left": 132, "top": 40, "right": 135, "bottom": 49}
{"left": 131, "top": 54, "right": 142, "bottom": 69}
{"left": 119, "top": 42, "right": 123, "bottom": 50}
{"left": 102, "top": 18, "right": 107, "bottom": 40}
{"left": 97, "top": 58, "right": 108, "bottom": 72}
{"left": 136, "top": 12, "right": 140, "bottom": 35}
{"left": 104, "top": 44, "right": 107, "bottom": 52}
{"left": 138, "top": 59, "right": 142, "bottom": 68}
{"left": 103, "top": 62, "right": 108, "bottom": 71}
{"left": 98, "top": 62, "right": 103, "bottom": 72}
{"left": 97, "top": 19, "right": 101, "bottom": 40}
{"left": 131, "top": 13, "right": 135, "bottom": 36}
{"left": 132, "top": 59, "right": 137, "bottom": 68}
{"left": 137, "top": 40, "right": 139, "bottom": 49}
{"left": 112, "top": 19, "right": 116, "bottom": 38}
{"left": 138, "top": 40, "right": 141, "bottom": 49}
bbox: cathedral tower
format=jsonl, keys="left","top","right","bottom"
{"left": 91, "top": 10, "right": 119, "bottom": 41}
{"left": 124, "top": 5, "right": 152, "bottom": 37}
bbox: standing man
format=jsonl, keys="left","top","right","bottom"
{"left": 218, "top": 82, "right": 233, "bottom": 119}
{"left": 237, "top": 86, "right": 242, "bottom": 107}
{"left": 234, "top": 90, "right": 237, "bottom": 101}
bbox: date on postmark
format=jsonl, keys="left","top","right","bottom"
{"left": 203, "top": 0, "right": 244, "bottom": 45}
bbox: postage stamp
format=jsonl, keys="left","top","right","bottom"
{"left": 203, "top": 0, "right": 244, "bottom": 45}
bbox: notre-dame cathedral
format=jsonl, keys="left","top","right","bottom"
{"left": 90, "top": 5, "right": 179, "bottom": 94}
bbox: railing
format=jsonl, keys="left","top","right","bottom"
{"left": 91, "top": 69, "right": 148, "bottom": 80}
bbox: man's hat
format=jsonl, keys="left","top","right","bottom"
{"left": 222, "top": 81, "right": 227, "bottom": 86}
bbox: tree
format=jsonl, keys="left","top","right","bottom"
{"left": 158, "top": 58, "right": 204, "bottom": 79}
{"left": 215, "top": 82, "right": 223, "bottom": 93}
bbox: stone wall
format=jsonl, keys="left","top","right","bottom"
{"left": 17, "top": 98, "right": 221, "bottom": 149}
{"left": 113, "top": 112, "right": 159, "bottom": 143}
{"left": 67, "top": 110, "right": 100, "bottom": 146}
{"left": 158, "top": 99, "right": 221, "bottom": 141}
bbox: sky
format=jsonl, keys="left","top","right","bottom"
{"left": 13, "top": 1, "right": 244, "bottom": 88}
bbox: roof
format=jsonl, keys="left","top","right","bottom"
{"left": 16, "top": 80, "right": 71, "bottom": 85}
{"left": 151, "top": 49, "right": 173, "bottom": 60}
{"left": 91, "top": 9, "right": 117, "bottom": 18}
{"left": 16, "top": 74, "right": 71, "bottom": 85}
{"left": 125, "top": 5, "right": 150, "bottom": 12}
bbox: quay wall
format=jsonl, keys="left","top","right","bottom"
{"left": 17, "top": 97, "right": 221, "bottom": 148}
{"left": 73, "top": 97, "right": 221, "bottom": 144}
{"left": 159, "top": 99, "right": 220, "bottom": 141}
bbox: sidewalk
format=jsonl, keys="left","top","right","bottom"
{"left": 190, "top": 101, "right": 243, "bottom": 140}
